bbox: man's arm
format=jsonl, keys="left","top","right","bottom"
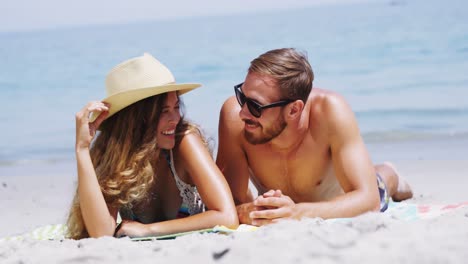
{"left": 324, "top": 93, "right": 381, "bottom": 216}
{"left": 250, "top": 94, "right": 380, "bottom": 223}
{"left": 216, "top": 96, "right": 259, "bottom": 224}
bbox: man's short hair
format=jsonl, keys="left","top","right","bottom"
{"left": 248, "top": 48, "right": 314, "bottom": 103}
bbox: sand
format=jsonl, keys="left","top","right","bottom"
{"left": 1, "top": 139, "right": 468, "bottom": 263}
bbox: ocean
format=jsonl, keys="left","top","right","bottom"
{"left": 1, "top": 0, "right": 467, "bottom": 170}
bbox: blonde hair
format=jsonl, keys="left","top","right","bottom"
{"left": 66, "top": 93, "right": 209, "bottom": 239}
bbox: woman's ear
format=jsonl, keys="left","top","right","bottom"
{"left": 287, "top": 100, "right": 304, "bottom": 119}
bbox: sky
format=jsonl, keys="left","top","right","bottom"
{"left": 1, "top": 0, "right": 368, "bottom": 32}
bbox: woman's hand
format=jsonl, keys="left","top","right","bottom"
{"left": 115, "top": 220, "right": 152, "bottom": 238}
{"left": 75, "top": 101, "right": 109, "bottom": 150}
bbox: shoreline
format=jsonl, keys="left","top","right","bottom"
{"left": 1, "top": 135, "right": 467, "bottom": 176}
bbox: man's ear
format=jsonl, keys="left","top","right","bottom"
{"left": 287, "top": 100, "right": 304, "bottom": 119}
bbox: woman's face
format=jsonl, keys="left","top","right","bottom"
{"left": 156, "top": 92, "right": 181, "bottom": 149}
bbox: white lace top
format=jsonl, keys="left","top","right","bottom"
{"left": 119, "top": 150, "right": 205, "bottom": 222}
{"left": 166, "top": 150, "right": 205, "bottom": 216}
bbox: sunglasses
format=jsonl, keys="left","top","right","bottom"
{"left": 234, "top": 83, "right": 293, "bottom": 118}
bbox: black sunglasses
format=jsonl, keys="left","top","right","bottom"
{"left": 234, "top": 83, "right": 293, "bottom": 118}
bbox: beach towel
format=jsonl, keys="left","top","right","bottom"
{"left": 2, "top": 201, "right": 467, "bottom": 242}
{"left": 0, "top": 224, "right": 257, "bottom": 242}
{"left": 130, "top": 224, "right": 257, "bottom": 241}
{"left": 384, "top": 201, "right": 468, "bottom": 221}
{"left": 0, "top": 224, "right": 67, "bottom": 242}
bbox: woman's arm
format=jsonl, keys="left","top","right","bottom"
{"left": 75, "top": 102, "right": 118, "bottom": 237}
{"left": 117, "top": 132, "right": 238, "bottom": 237}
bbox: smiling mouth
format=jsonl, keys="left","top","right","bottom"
{"left": 162, "top": 129, "right": 175, "bottom": 136}
{"left": 243, "top": 119, "right": 260, "bottom": 129}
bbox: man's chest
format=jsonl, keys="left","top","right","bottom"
{"left": 245, "top": 146, "right": 334, "bottom": 202}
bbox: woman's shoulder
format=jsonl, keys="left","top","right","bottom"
{"left": 179, "top": 129, "right": 203, "bottom": 146}
{"left": 175, "top": 128, "right": 212, "bottom": 160}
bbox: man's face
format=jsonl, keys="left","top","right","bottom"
{"left": 238, "top": 73, "right": 288, "bottom": 145}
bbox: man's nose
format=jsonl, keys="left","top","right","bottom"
{"left": 239, "top": 103, "right": 256, "bottom": 120}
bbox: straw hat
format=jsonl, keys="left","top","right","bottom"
{"left": 90, "top": 53, "right": 201, "bottom": 122}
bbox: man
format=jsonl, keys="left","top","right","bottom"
{"left": 216, "top": 48, "right": 412, "bottom": 226}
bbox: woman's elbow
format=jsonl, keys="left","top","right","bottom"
{"left": 86, "top": 221, "right": 116, "bottom": 238}
{"left": 88, "top": 228, "right": 114, "bottom": 238}
{"left": 219, "top": 208, "right": 239, "bottom": 229}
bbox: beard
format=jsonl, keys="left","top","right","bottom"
{"left": 244, "top": 116, "right": 287, "bottom": 145}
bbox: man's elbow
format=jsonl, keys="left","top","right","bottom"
{"left": 355, "top": 189, "right": 381, "bottom": 215}
{"left": 368, "top": 192, "right": 381, "bottom": 213}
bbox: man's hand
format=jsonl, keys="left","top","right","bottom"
{"left": 236, "top": 202, "right": 265, "bottom": 225}
{"left": 249, "top": 189, "right": 296, "bottom": 226}
{"left": 115, "top": 220, "right": 150, "bottom": 238}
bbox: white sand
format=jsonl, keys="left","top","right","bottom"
{"left": 1, "top": 157, "right": 468, "bottom": 263}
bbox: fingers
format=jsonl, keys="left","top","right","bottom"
{"left": 250, "top": 207, "right": 276, "bottom": 219}
{"left": 250, "top": 206, "right": 290, "bottom": 220}
{"left": 262, "top": 190, "right": 275, "bottom": 197}
{"left": 92, "top": 109, "right": 109, "bottom": 129}
{"left": 237, "top": 202, "right": 265, "bottom": 225}
{"left": 76, "top": 101, "right": 110, "bottom": 123}
{"left": 254, "top": 195, "right": 290, "bottom": 208}
{"left": 249, "top": 191, "right": 296, "bottom": 226}
{"left": 251, "top": 218, "right": 278, "bottom": 226}
{"left": 250, "top": 194, "right": 294, "bottom": 222}
{"left": 262, "top": 189, "right": 282, "bottom": 198}
{"left": 114, "top": 220, "right": 149, "bottom": 238}
{"left": 115, "top": 219, "right": 134, "bottom": 238}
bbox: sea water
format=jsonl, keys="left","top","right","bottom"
{"left": 0, "top": 0, "right": 467, "bottom": 168}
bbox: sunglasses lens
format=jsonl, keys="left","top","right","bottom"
{"left": 235, "top": 85, "right": 261, "bottom": 118}
{"left": 235, "top": 88, "right": 245, "bottom": 106}
{"left": 246, "top": 101, "right": 261, "bottom": 118}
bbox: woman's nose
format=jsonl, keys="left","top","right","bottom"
{"left": 169, "top": 110, "right": 181, "bottom": 123}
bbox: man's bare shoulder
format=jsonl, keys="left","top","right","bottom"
{"left": 308, "top": 88, "right": 354, "bottom": 122}
{"left": 305, "top": 88, "right": 356, "bottom": 140}
{"left": 219, "top": 96, "right": 244, "bottom": 136}
{"left": 308, "top": 88, "right": 360, "bottom": 148}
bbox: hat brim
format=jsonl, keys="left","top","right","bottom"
{"left": 90, "top": 83, "right": 201, "bottom": 122}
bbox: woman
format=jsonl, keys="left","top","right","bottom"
{"left": 67, "top": 53, "right": 238, "bottom": 239}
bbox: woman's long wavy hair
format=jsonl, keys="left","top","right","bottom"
{"left": 66, "top": 93, "right": 210, "bottom": 239}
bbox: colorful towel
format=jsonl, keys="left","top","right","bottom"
{"left": 384, "top": 201, "right": 468, "bottom": 221}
